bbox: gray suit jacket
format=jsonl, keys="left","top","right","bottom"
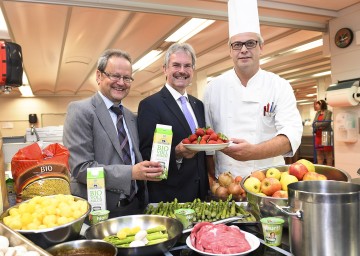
{"left": 63, "top": 92, "right": 147, "bottom": 216}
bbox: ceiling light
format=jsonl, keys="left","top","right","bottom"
{"left": 306, "top": 93, "right": 317, "bottom": 97}
{"left": 312, "top": 71, "right": 331, "bottom": 77}
{"left": 19, "top": 85, "right": 34, "bottom": 97}
{"left": 165, "top": 18, "right": 215, "bottom": 43}
{"left": 133, "top": 50, "right": 163, "bottom": 72}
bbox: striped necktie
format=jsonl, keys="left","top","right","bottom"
{"left": 110, "top": 105, "right": 131, "bottom": 164}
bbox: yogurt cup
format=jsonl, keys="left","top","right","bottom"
{"left": 260, "top": 217, "right": 285, "bottom": 246}
{"left": 89, "top": 210, "right": 110, "bottom": 225}
{"left": 174, "top": 208, "right": 195, "bottom": 229}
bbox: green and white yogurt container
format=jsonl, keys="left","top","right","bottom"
{"left": 260, "top": 217, "right": 285, "bottom": 246}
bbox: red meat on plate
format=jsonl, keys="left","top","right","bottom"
{"left": 190, "top": 222, "right": 251, "bottom": 254}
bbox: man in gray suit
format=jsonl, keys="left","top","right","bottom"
{"left": 63, "top": 49, "right": 163, "bottom": 218}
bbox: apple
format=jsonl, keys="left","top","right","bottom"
{"left": 243, "top": 177, "right": 261, "bottom": 194}
{"left": 289, "top": 162, "right": 308, "bottom": 180}
{"left": 260, "top": 177, "right": 281, "bottom": 196}
{"left": 272, "top": 190, "right": 288, "bottom": 198}
{"left": 251, "top": 170, "right": 266, "bottom": 182}
{"left": 303, "top": 172, "right": 320, "bottom": 181}
{"left": 296, "top": 159, "right": 315, "bottom": 172}
{"left": 256, "top": 192, "right": 267, "bottom": 197}
{"left": 280, "top": 171, "right": 289, "bottom": 181}
{"left": 317, "top": 174, "right": 327, "bottom": 180}
{"left": 280, "top": 174, "right": 298, "bottom": 191}
{"left": 266, "top": 168, "right": 281, "bottom": 180}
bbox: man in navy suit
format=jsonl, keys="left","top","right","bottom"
{"left": 63, "top": 49, "right": 163, "bottom": 218}
{"left": 138, "top": 43, "right": 209, "bottom": 203}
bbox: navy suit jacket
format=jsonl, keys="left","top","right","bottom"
{"left": 137, "top": 86, "right": 209, "bottom": 203}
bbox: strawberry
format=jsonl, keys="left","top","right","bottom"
{"left": 218, "top": 133, "right": 229, "bottom": 143}
{"left": 199, "top": 139, "right": 207, "bottom": 144}
{"left": 195, "top": 128, "right": 205, "bottom": 136}
{"left": 206, "top": 128, "right": 215, "bottom": 135}
{"left": 189, "top": 134, "right": 198, "bottom": 142}
{"left": 209, "top": 133, "right": 218, "bottom": 141}
{"left": 217, "top": 139, "right": 225, "bottom": 144}
{"left": 207, "top": 140, "right": 218, "bottom": 144}
{"left": 202, "top": 134, "right": 210, "bottom": 142}
{"left": 182, "top": 138, "right": 191, "bottom": 144}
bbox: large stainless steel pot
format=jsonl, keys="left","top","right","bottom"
{"left": 240, "top": 164, "right": 351, "bottom": 227}
{"left": 273, "top": 181, "right": 360, "bottom": 256}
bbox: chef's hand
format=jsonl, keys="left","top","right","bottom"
{"left": 220, "top": 138, "right": 255, "bottom": 161}
{"left": 175, "top": 142, "right": 197, "bottom": 159}
{"left": 132, "top": 161, "right": 163, "bottom": 181}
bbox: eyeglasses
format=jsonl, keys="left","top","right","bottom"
{"left": 230, "top": 40, "right": 258, "bottom": 50}
{"left": 101, "top": 71, "right": 134, "bottom": 83}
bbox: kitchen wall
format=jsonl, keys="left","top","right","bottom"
{"left": 328, "top": 4, "right": 360, "bottom": 178}
{"left": 0, "top": 95, "right": 143, "bottom": 138}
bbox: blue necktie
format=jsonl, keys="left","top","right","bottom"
{"left": 179, "top": 96, "right": 196, "bottom": 133}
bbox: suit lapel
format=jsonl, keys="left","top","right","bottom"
{"left": 189, "top": 95, "right": 204, "bottom": 128}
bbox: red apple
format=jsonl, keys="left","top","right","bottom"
{"left": 260, "top": 177, "right": 282, "bottom": 196}
{"left": 272, "top": 190, "right": 288, "bottom": 198}
{"left": 303, "top": 172, "right": 320, "bottom": 181}
{"left": 289, "top": 162, "right": 308, "bottom": 180}
{"left": 251, "top": 171, "right": 266, "bottom": 182}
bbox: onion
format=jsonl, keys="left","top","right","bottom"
{"left": 215, "top": 186, "right": 229, "bottom": 200}
{"left": 227, "top": 183, "right": 243, "bottom": 197}
{"left": 234, "top": 176, "right": 243, "bottom": 184}
{"left": 211, "top": 182, "right": 221, "bottom": 195}
{"left": 218, "top": 172, "right": 234, "bottom": 187}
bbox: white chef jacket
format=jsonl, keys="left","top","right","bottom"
{"left": 203, "top": 69, "right": 303, "bottom": 177}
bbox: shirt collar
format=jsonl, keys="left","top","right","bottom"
{"left": 98, "top": 91, "right": 121, "bottom": 110}
{"left": 165, "top": 83, "right": 189, "bottom": 101}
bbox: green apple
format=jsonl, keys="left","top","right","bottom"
{"left": 266, "top": 167, "right": 281, "bottom": 180}
{"left": 296, "top": 159, "right": 315, "bottom": 172}
{"left": 280, "top": 174, "right": 298, "bottom": 191}
{"left": 243, "top": 177, "right": 261, "bottom": 194}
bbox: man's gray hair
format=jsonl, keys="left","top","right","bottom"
{"left": 97, "top": 49, "right": 132, "bottom": 72}
{"left": 163, "top": 43, "right": 196, "bottom": 69}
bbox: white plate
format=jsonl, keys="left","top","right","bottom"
{"left": 186, "top": 230, "right": 260, "bottom": 256}
{"left": 183, "top": 142, "right": 230, "bottom": 151}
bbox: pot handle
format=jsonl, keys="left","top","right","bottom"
{"left": 269, "top": 201, "right": 302, "bottom": 219}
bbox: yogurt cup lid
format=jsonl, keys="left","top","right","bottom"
{"left": 90, "top": 210, "right": 110, "bottom": 216}
{"left": 260, "top": 217, "right": 285, "bottom": 225}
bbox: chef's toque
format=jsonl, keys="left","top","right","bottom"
{"left": 228, "top": 0, "right": 261, "bottom": 38}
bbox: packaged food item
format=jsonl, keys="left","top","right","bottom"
{"left": 150, "top": 124, "right": 172, "bottom": 179}
{"left": 87, "top": 167, "right": 106, "bottom": 211}
{"left": 11, "top": 142, "right": 71, "bottom": 203}
{"left": 175, "top": 208, "right": 195, "bottom": 229}
{"left": 89, "top": 210, "right": 110, "bottom": 225}
{"left": 260, "top": 217, "right": 285, "bottom": 246}
{"left": 5, "top": 171, "right": 16, "bottom": 207}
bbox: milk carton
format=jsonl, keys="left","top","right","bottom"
{"left": 87, "top": 167, "right": 106, "bottom": 211}
{"left": 150, "top": 124, "right": 172, "bottom": 179}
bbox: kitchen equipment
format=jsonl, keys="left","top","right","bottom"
{"left": 0, "top": 222, "right": 51, "bottom": 255}
{"left": 47, "top": 239, "right": 117, "bottom": 256}
{"left": 240, "top": 164, "right": 351, "bottom": 226}
{"left": 84, "top": 214, "right": 183, "bottom": 256}
{"left": 0, "top": 195, "right": 91, "bottom": 249}
{"left": 273, "top": 181, "right": 360, "bottom": 256}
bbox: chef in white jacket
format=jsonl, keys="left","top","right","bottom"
{"left": 204, "top": 0, "right": 303, "bottom": 178}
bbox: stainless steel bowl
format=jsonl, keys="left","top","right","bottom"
{"left": 0, "top": 195, "right": 91, "bottom": 249}
{"left": 85, "top": 214, "right": 183, "bottom": 256}
{"left": 47, "top": 239, "right": 117, "bottom": 256}
{"left": 240, "top": 164, "right": 351, "bottom": 226}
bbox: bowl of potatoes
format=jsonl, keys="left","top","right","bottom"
{"left": 0, "top": 194, "right": 91, "bottom": 249}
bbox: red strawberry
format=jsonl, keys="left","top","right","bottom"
{"left": 195, "top": 128, "right": 205, "bottom": 136}
{"left": 202, "top": 135, "right": 210, "bottom": 142}
{"left": 199, "top": 139, "right": 207, "bottom": 144}
{"left": 189, "top": 134, "right": 198, "bottom": 142}
{"left": 192, "top": 140, "right": 198, "bottom": 144}
{"left": 207, "top": 140, "right": 218, "bottom": 144}
{"left": 182, "top": 138, "right": 191, "bottom": 144}
{"left": 209, "top": 133, "right": 218, "bottom": 141}
{"left": 206, "top": 128, "right": 215, "bottom": 135}
{"left": 217, "top": 139, "right": 225, "bottom": 144}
